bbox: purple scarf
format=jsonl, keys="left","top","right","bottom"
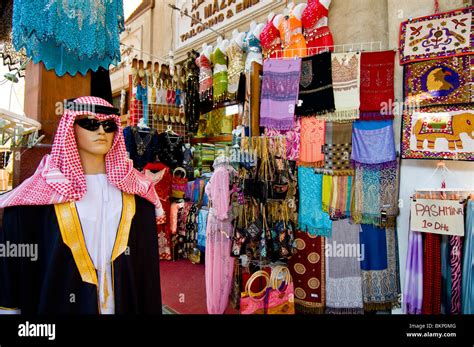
{"left": 259, "top": 58, "right": 301, "bottom": 130}
{"left": 404, "top": 229, "right": 423, "bottom": 314}
{"left": 351, "top": 120, "right": 396, "bottom": 165}
{"left": 450, "top": 236, "right": 463, "bottom": 314}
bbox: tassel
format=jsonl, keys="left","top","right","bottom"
{"left": 326, "top": 307, "right": 364, "bottom": 314}
{"left": 295, "top": 302, "right": 325, "bottom": 314}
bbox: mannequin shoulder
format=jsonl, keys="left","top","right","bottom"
{"left": 273, "top": 14, "right": 284, "bottom": 28}
{"left": 292, "top": 3, "right": 307, "bottom": 20}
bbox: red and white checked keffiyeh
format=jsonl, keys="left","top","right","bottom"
{"left": 0, "top": 96, "right": 164, "bottom": 218}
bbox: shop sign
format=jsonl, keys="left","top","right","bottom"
{"left": 174, "top": 0, "right": 274, "bottom": 49}
{"left": 410, "top": 198, "right": 465, "bottom": 236}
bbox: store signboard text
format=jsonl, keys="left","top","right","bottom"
{"left": 177, "top": 0, "right": 261, "bottom": 46}
{"left": 410, "top": 198, "right": 464, "bottom": 236}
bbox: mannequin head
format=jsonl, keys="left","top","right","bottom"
{"left": 292, "top": 3, "right": 307, "bottom": 19}
{"left": 267, "top": 11, "right": 275, "bottom": 22}
{"left": 273, "top": 14, "right": 284, "bottom": 28}
{"left": 202, "top": 43, "right": 212, "bottom": 59}
{"left": 232, "top": 29, "right": 239, "bottom": 40}
{"left": 253, "top": 23, "right": 265, "bottom": 38}
{"left": 74, "top": 116, "right": 116, "bottom": 174}
{"left": 219, "top": 39, "right": 230, "bottom": 55}
{"left": 235, "top": 32, "right": 246, "bottom": 48}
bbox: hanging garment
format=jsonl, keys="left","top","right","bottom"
{"left": 297, "top": 167, "right": 332, "bottom": 237}
{"left": 325, "top": 219, "right": 364, "bottom": 314}
{"left": 227, "top": 41, "right": 245, "bottom": 100}
{"left": 185, "top": 50, "right": 200, "bottom": 134}
{"left": 320, "top": 122, "right": 353, "bottom": 176}
{"left": 12, "top": 0, "right": 124, "bottom": 76}
{"left": 278, "top": 12, "right": 307, "bottom": 58}
{"left": 360, "top": 224, "right": 401, "bottom": 311}
{"left": 260, "top": 16, "right": 282, "bottom": 58}
{"left": 325, "top": 52, "right": 361, "bottom": 121}
{"left": 123, "top": 126, "right": 159, "bottom": 171}
{"left": 352, "top": 160, "right": 399, "bottom": 227}
{"left": 244, "top": 32, "right": 263, "bottom": 73}
{"left": 143, "top": 162, "right": 173, "bottom": 261}
{"left": 328, "top": 175, "right": 354, "bottom": 220}
{"left": 404, "top": 229, "right": 424, "bottom": 314}
{"left": 462, "top": 200, "right": 474, "bottom": 314}
{"left": 450, "top": 235, "right": 463, "bottom": 314}
{"left": 211, "top": 47, "right": 228, "bottom": 103}
{"left": 197, "top": 208, "right": 209, "bottom": 252}
{"left": 259, "top": 58, "right": 301, "bottom": 130}
{"left": 299, "top": 117, "right": 325, "bottom": 167}
{"left": 301, "top": 0, "right": 334, "bottom": 55}
{"left": 264, "top": 118, "right": 301, "bottom": 161}
{"left": 156, "top": 132, "right": 184, "bottom": 170}
{"left": 204, "top": 157, "right": 235, "bottom": 314}
{"left": 196, "top": 53, "right": 213, "bottom": 114}
{"left": 351, "top": 120, "right": 397, "bottom": 165}
{"left": 321, "top": 174, "right": 332, "bottom": 213}
{"left": 295, "top": 52, "right": 335, "bottom": 116}
{"left": 423, "top": 233, "right": 442, "bottom": 314}
{"left": 359, "top": 51, "right": 395, "bottom": 120}
{"left": 440, "top": 235, "right": 452, "bottom": 314}
{"left": 288, "top": 231, "right": 326, "bottom": 314}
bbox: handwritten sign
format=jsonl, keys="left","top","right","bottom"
{"left": 410, "top": 199, "right": 464, "bottom": 236}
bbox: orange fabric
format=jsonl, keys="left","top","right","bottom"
{"left": 278, "top": 16, "right": 307, "bottom": 58}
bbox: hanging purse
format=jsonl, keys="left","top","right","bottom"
{"left": 171, "top": 167, "right": 188, "bottom": 199}
{"left": 231, "top": 205, "right": 249, "bottom": 257}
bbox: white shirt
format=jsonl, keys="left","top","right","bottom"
{"left": 76, "top": 174, "right": 122, "bottom": 314}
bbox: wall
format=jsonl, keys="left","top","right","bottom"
{"left": 110, "top": 0, "right": 474, "bottom": 313}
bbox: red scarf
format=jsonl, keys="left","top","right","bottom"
{"left": 422, "top": 233, "right": 442, "bottom": 314}
{"left": 359, "top": 51, "right": 395, "bottom": 120}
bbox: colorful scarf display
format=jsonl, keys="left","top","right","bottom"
{"left": 289, "top": 231, "right": 326, "bottom": 314}
{"left": 295, "top": 51, "right": 335, "bottom": 116}
{"left": 399, "top": 7, "right": 474, "bottom": 65}
{"left": 0, "top": 96, "right": 162, "bottom": 215}
{"left": 298, "top": 167, "right": 332, "bottom": 237}
{"left": 325, "top": 52, "right": 361, "bottom": 121}
{"left": 320, "top": 122, "right": 353, "bottom": 175}
{"left": 462, "top": 200, "right": 474, "bottom": 314}
{"left": 325, "top": 219, "right": 364, "bottom": 314}
{"left": 360, "top": 224, "right": 401, "bottom": 311}
{"left": 404, "top": 230, "right": 424, "bottom": 314}
{"left": 328, "top": 175, "right": 354, "bottom": 220}
{"left": 260, "top": 58, "right": 301, "bottom": 130}
{"left": 351, "top": 120, "right": 397, "bottom": 165}
{"left": 321, "top": 174, "right": 332, "bottom": 213}
{"left": 352, "top": 160, "right": 399, "bottom": 227}
{"left": 404, "top": 55, "right": 472, "bottom": 107}
{"left": 359, "top": 51, "right": 395, "bottom": 120}
{"left": 299, "top": 117, "right": 325, "bottom": 167}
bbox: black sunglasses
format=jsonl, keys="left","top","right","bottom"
{"left": 75, "top": 118, "right": 118, "bottom": 133}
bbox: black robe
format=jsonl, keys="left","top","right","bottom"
{"left": 0, "top": 194, "right": 161, "bottom": 314}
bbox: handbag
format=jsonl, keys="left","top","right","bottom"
{"left": 231, "top": 205, "right": 249, "bottom": 257}
{"left": 240, "top": 270, "right": 270, "bottom": 314}
{"left": 266, "top": 265, "right": 295, "bottom": 314}
{"left": 171, "top": 167, "right": 188, "bottom": 199}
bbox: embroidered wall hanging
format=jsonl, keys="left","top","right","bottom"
{"left": 404, "top": 55, "right": 473, "bottom": 107}
{"left": 399, "top": 7, "right": 473, "bottom": 65}
{"left": 401, "top": 105, "right": 474, "bottom": 161}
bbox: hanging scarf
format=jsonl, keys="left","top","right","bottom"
{"left": 328, "top": 175, "right": 354, "bottom": 220}
{"left": 321, "top": 174, "right": 332, "bottom": 213}
{"left": 0, "top": 97, "right": 163, "bottom": 218}
{"left": 359, "top": 51, "right": 395, "bottom": 120}
{"left": 462, "top": 200, "right": 474, "bottom": 314}
{"left": 264, "top": 118, "right": 301, "bottom": 161}
{"left": 360, "top": 224, "right": 401, "bottom": 311}
{"left": 259, "top": 58, "right": 301, "bottom": 130}
{"left": 450, "top": 235, "right": 463, "bottom": 314}
{"left": 288, "top": 231, "right": 326, "bottom": 314}
{"left": 325, "top": 52, "right": 361, "bottom": 121}
{"left": 298, "top": 167, "right": 332, "bottom": 237}
{"left": 295, "top": 51, "right": 335, "bottom": 116}
{"left": 298, "top": 117, "right": 325, "bottom": 167}
{"left": 440, "top": 235, "right": 452, "bottom": 314}
{"left": 352, "top": 160, "right": 399, "bottom": 227}
{"left": 318, "top": 121, "right": 353, "bottom": 176}
{"left": 325, "top": 219, "right": 364, "bottom": 314}
{"left": 404, "top": 55, "right": 472, "bottom": 108}
{"left": 351, "top": 120, "right": 397, "bottom": 165}
{"left": 404, "top": 229, "right": 424, "bottom": 314}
